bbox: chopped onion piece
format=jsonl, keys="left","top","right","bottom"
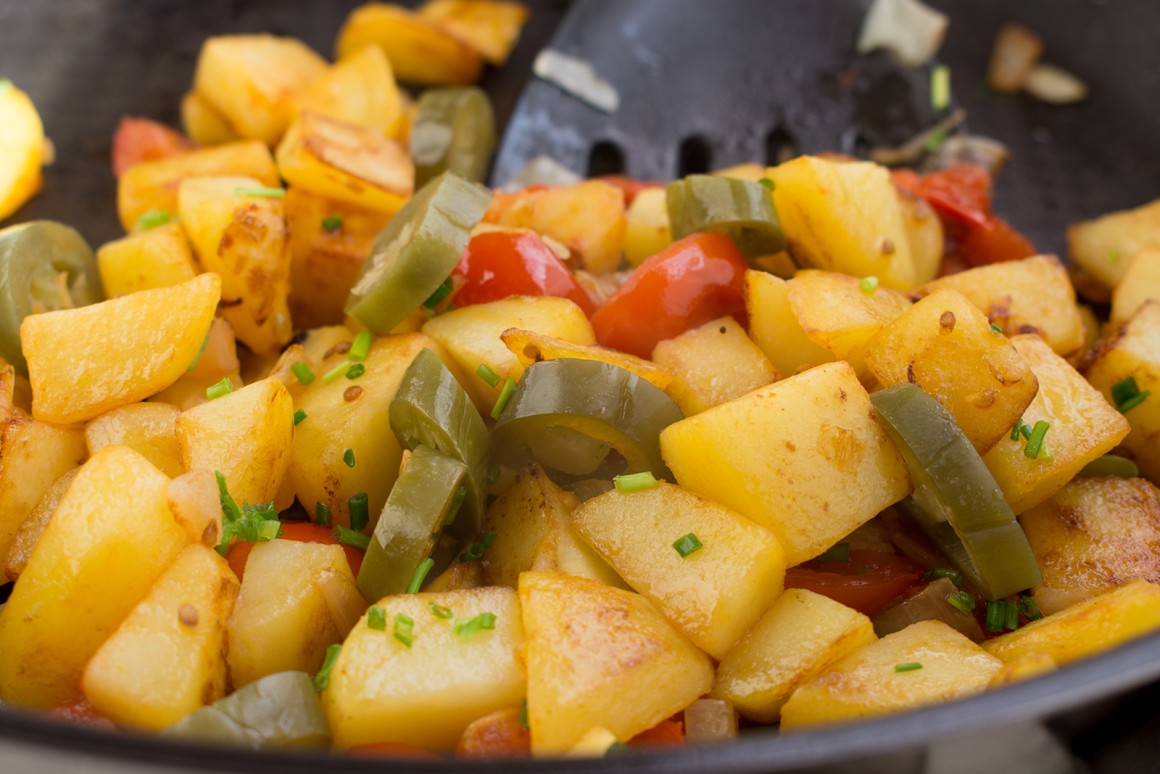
{"left": 315, "top": 569, "right": 369, "bottom": 638}
{"left": 533, "top": 49, "right": 619, "bottom": 114}
{"left": 872, "top": 577, "right": 984, "bottom": 642}
{"left": 684, "top": 698, "right": 738, "bottom": 743}
{"left": 870, "top": 108, "right": 966, "bottom": 166}
{"left": 924, "top": 134, "right": 1011, "bottom": 178}
{"left": 501, "top": 154, "right": 583, "bottom": 192}
{"left": 573, "top": 268, "right": 630, "bottom": 306}
{"left": 987, "top": 23, "right": 1044, "bottom": 93}
{"left": 857, "top": 0, "right": 949, "bottom": 69}
{"left": 1024, "top": 63, "right": 1089, "bottom": 105}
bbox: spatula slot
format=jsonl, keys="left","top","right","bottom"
{"left": 764, "top": 126, "right": 798, "bottom": 167}
{"left": 586, "top": 139, "right": 625, "bottom": 178}
{"left": 678, "top": 135, "right": 713, "bottom": 177}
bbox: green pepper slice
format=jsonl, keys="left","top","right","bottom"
{"left": 411, "top": 86, "right": 496, "bottom": 189}
{"left": 0, "top": 221, "right": 103, "bottom": 375}
{"left": 346, "top": 172, "right": 492, "bottom": 334}
{"left": 665, "top": 174, "right": 787, "bottom": 259}
{"left": 162, "top": 671, "right": 330, "bottom": 749}
{"left": 357, "top": 444, "right": 468, "bottom": 601}
{"left": 1077, "top": 454, "right": 1139, "bottom": 479}
{"left": 871, "top": 383, "right": 1041, "bottom": 600}
{"left": 390, "top": 347, "right": 491, "bottom": 538}
{"left": 491, "top": 359, "right": 684, "bottom": 484}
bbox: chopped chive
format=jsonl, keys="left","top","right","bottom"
{"left": 1010, "top": 420, "right": 1025, "bottom": 441}
{"left": 345, "top": 363, "right": 366, "bottom": 380}
{"left": 476, "top": 363, "right": 501, "bottom": 388}
{"left": 206, "top": 377, "right": 233, "bottom": 400}
{"left": 423, "top": 277, "right": 455, "bottom": 309}
{"left": 1020, "top": 423, "right": 1032, "bottom": 440}
{"left": 342, "top": 448, "right": 355, "bottom": 468}
{"left": 349, "top": 331, "right": 372, "bottom": 362}
{"left": 1023, "top": 420, "right": 1050, "bottom": 459}
{"left": 985, "top": 599, "right": 1021, "bottom": 633}
{"left": 931, "top": 64, "right": 951, "bottom": 111}
{"left": 612, "top": 471, "right": 658, "bottom": 493}
{"left": 490, "top": 375, "right": 516, "bottom": 419}
{"left": 293, "top": 408, "right": 307, "bottom": 426}
{"left": 394, "top": 613, "right": 416, "bottom": 647}
{"left": 453, "top": 612, "right": 497, "bottom": 641}
{"left": 923, "top": 127, "right": 948, "bottom": 153}
{"left": 460, "top": 531, "right": 497, "bottom": 563}
{"left": 406, "top": 557, "right": 435, "bottom": 594}
{"left": 945, "top": 590, "right": 976, "bottom": 614}
{"left": 991, "top": 323, "right": 1004, "bottom": 335}
{"left": 255, "top": 519, "right": 281, "bottom": 541}
{"left": 134, "top": 208, "right": 173, "bottom": 232}
{"left": 673, "top": 533, "right": 703, "bottom": 558}
{"left": 187, "top": 333, "right": 210, "bottom": 371}
{"left": 894, "top": 662, "right": 923, "bottom": 673}
{"left": 818, "top": 542, "right": 850, "bottom": 563}
{"left": 322, "top": 214, "right": 344, "bottom": 233}
{"left": 367, "top": 606, "right": 387, "bottom": 631}
{"left": 429, "top": 602, "right": 453, "bottom": 619}
{"left": 519, "top": 700, "right": 529, "bottom": 730}
{"left": 1004, "top": 598, "right": 1020, "bottom": 630}
{"left": 758, "top": 177, "right": 776, "bottom": 191}
{"left": 235, "top": 185, "right": 284, "bottom": 199}
{"left": 859, "top": 276, "right": 879, "bottom": 294}
{"left": 315, "top": 502, "right": 332, "bottom": 527}
{"left": 290, "top": 361, "right": 315, "bottom": 385}
{"left": 1111, "top": 376, "right": 1151, "bottom": 414}
{"left": 313, "top": 643, "right": 341, "bottom": 690}
{"left": 348, "top": 492, "right": 369, "bottom": 531}
{"left": 333, "top": 525, "right": 369, "bottom": 550}
{"left": 606, "top": 741, "right": 630, "bottom": 756}
{"left": 1019, "top": 595, "right": 1043, "bottom": 621}
{"left": 923, "top": 567, "right": 964, "bottom": 586}
{"left": 322, "top": 359, "right": 352, "bottom": 384}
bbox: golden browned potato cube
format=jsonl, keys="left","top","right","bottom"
{"left": 423, "top": 558, "right": 485, "bottom": 592}
{"left": 744, "top": 270, "right": 834, "bottom": 378}
{"left": 866, "top": 289, "right": 1039, "bottom": 455}
{"left": 653, "top": 316, "right": 780, "bottom": 416}
{"left": 276, "top": 113, "right": 412, "bottom": 215}
{"left": 623, "top": 186, "right": 671, "bottom": 267}
{"left": 0, "top": 446, "right": 188, "bottom": 708}
{"left": 713, "top": 588, "right": 877, "bottom": 723}
{"left": 770, "top": 156, "right": 917, "bottom": 290}
{"left": 1019, "top": 476, "right": 1160, "bottom": 615}
{"left": 117, "top": 140, "right": 278, "bottom": 231}
{"left": 988, "top": 652, "right": 1056, "bottom": 687}
{"left": 335, "top": 3, "right": 485, "bottom": 86}
{"left": 519, "top": 571, "right": 713, "bottom": 755}
{"left": 82, "top": 544, "right": 238, "bottom": 730}
{"left": 915, "top": 255, "right": 1086, "bottom": 357}
{"left": 571, "top": 482, "right": 786, "bottom": 659}
{"left": 787, "top": 269, "right": 912, "bottom": 386}
{"left": 3, "top": 469, "right": 77, "bottom": 583}
{"left": 501, "top": 327, "right": 673, "bottom": 390}
{"left": 0, "top": 81, "right": 45, "bottom": 221}
{"left": 1085, "top": 301, "right": 1160, "bottom": 484}
{"left": 324, "top": 587, "right": 525, "bottom": 750}
{"left": 983, "top": 335, "right": 1130, "bottom": 513}
{"left": 292, "top": 45, "right": 402, "bottom": 135}
{"left": 96, "top": 222, "right": 198, "bottom": 297}
{"left": 896, "top": 186, "right": 943, "bottom": 286}
{"left": 21, "top": 273, "right": 221, "bottom": 425}
{"left": 417, "top": 0, "right": 529, "bottom": 65}
{"left": 529, "top": 516, "right": 628, "bottom": 590}
{"left": 167, "top": 468, "right": 223, "bottom": 548}
{"left": 180, "top": 91, "right": 241, "bottom": 147}
{"left": 178, "top": 177, "right": 292, "bottom": 356}
{"left": 984, "top": 580, "right": 1160, "bottom": 666}
{"left": 779, "top": 620, "right": 1003, "bottom": 730}
{"left": 85, "top": 402, "right": 183, "bottom": 478}
{"left": 660, "top": 361, "right": 911, "bottom": 567}
{"left": 193, "top": 34, "right": 328, "bottom": 146}
{"left": 483, "top": 464, "right": 573, "bottom": 586}
{"left": 1112, "top": 249, "right": 1160, "bottom": 326}
{"left": 1068, "top": 198, "right": 1160, "bottom": 297}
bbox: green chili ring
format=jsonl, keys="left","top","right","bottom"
{"left": 666, "top": 174, "right": 787, "bottom": 259}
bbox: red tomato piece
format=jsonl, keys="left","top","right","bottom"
{"left": 46, "top": 699, "right": 116, "bottom": 730}
{"left": 590, "top": 232, "right": 748, "bottom": 359}
{"left": 452, "top": 231, "right": 595, "bottom": 315}
{"left": 111, "top": 116, "right": 195, "bottom": 178}
{"left": 953, "top": 215, "right": 1038, "bottom": 267}
{"left": 456, "top": 706, "right": 531, "bottom": 759}
{"left": 784, "top": 549, "right": 924, "bottom": 616}
{"left": 599, "top": 175, "right": 663, "bottom": 206}
{"left": 226, "top": 522, "right": 364, "bottom": 581}
{"left": 894, "top": 164, "right": 993, "bottom": 229}
{"left": 629, "top": 716, "right": 686, "bottom": 747}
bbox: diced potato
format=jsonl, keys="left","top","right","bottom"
{"left": 788, "top": 270, "right": 912, "bottom": 386}
{"left": 176, "top": 376, "right": 293, "bottom": 508}
{"left": 519, "top": 571, "right": 713, "bottom": 755}
{"left": 984, "top": 580, "right": 1160, "bottom": 666}
{"left": 424, "top": 558, "right": 485, "bottom": 592}
{"left": 180, "top": 90, "right": 241, "bottom": 147}
{"left": 335, "top": 3, "right": 485, "bottom": 86}
{"left": 780, "top": 620, "right": 1003, "bottom": 730}
{"left": 229, "top": 539, "right": 356, "bottom": 688}
{"left": 770, "top": 156, "right": 917, "bottom": 290}
{"left": 988, "top": 652, "right": 1056, "bottom": 687}
{"left": 193, "top": 34, "right": 328, "bottom": 146}
{"left": 292, "top": 45, "right": 401, "bottom": 135}
{"left": 1019, "top": 476, "right": 1160, "bottom": 615}
{"left": 500, "top": 327, "right": 674, "bottom": 390}
{"left": 0, "top": 80, "right": 44, "bottom": 221}
{"left": 276, "top": 113, "right": 412, "bottom": 215}
{"left": 178, "top": 177, "right": 292, "bottom": 355}
{"left": 530, "top": 518, "right": 628, "bottom": 590}
{"left": 484, "top": 182, "right": 627, "bottom": 275}
{"left": 653, "top": 316, "right": 780, "bottom": 416}
{"left": 713, "top": 588, "right": 877, "bottom": 723}
{"left": 866, "top": 289, "right": 1039, "bottom": 455}
{"left": 1067, "top": 198, "right": 1160, "bottom": 297}
{"left": 21, "top": 273, "right": 221, "bottom": 425}
{"left": 82, "top": 545, "right": 238, "bottom": 730}
{"left": 744, "top": 270, "right": 834, "bottom": 378}
{"left": 1085, "top": 301, "right": 1160, "bottom": 483}
{"left": 572, "top": 482, "right": 786, "bottom": 659}
{"left": 1112, "top": 249, "right": 1160, "bottom": 326}
{"left": 290, "top": 333, "right": 436, "bottom": 528}
{"left": 167, "top": 469, "right": 223, "bottom": 547}
{"left": 417, "top": 0, "right": 529, "bottom": 65}
{"left": 661, "top": 361, "right": 911, "bottom": 566}
{"left": 148, "top": 372, "right": 242, "bottom": 413}
{"left": 565, "top": 727, "right": 619, "bottom": 758}
{"left": 324, "top": 587, "right": 525, "bottom": 750}
{"left": 983, "top": 335, "right": 1130, "bottom": 513}
{"left": 896, "top": 186, "right": 943, "bottom": 286}
{"left": 623, "top": 187, "right": 671, "bottom": 267}
{"left": 422, "top": 296, "right": 595, "bottom": 413}
{"left": 85, "top": 402, "right": 183, "bottom": 478}
{"left": 96, "top": 222, "right": 199, "bottom": 297}
{"left": 915, "top": 255, "right": 1086, "bottom": 357}
{"left": 117, "top": 140, "right": 278, "bottom": 231}
{"left": 483, "top": 464, "right": 577, "bottom": 587}
{"left": 186, "top": 317, "right": 241, "bottom": 383}
{"left": 0, "top": 446, "right": 188, "bottom": 708}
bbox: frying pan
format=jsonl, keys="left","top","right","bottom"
{"left": 1, "top": 0, "right": 1159, "bottom": 771}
